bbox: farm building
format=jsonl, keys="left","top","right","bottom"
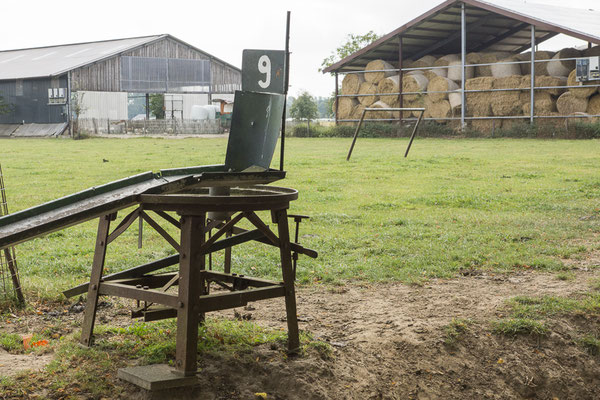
{"left": 0, "top": 34, "right": 241, "bottom": 136}
{"left": 324, "top": 0, "right": 600, "bottom": 132}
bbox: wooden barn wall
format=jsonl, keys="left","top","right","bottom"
{"left": 71, "top": 57, "right": 120, "bottom": 92}
{"left": 71, "top": 37, "right": 240, "bottom": 93}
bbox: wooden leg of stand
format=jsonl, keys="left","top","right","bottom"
{"left": 175, "top": 214, "right": 205, "bottom": 376}
{"left": 275, "top": 208, "right": 300, "bottom": 353}
{"left": 80, "top": 214, "right": 113, "bottom": 346}
{"left": 224, "top": 217, "right": 232, "bottom": 274}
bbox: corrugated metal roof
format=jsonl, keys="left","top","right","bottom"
{"left": 0, "top": 34, "right": 242, "bottom": 81}
{"left": 0, "top": 35, "right": 165, "bottom": 80}
{"left": 324, "top": 0, "right": 600, "bottom": 73}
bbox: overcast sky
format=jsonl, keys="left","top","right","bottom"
{"left": 1, "top": 0, "right": 598, "bottom": 98}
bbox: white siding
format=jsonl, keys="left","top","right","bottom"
{"left": 77, "top": 91, "right": 128, "bottom": 120}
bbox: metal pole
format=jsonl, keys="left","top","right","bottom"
{"left": 530, "top": 25, "right": 536, "bottom": 125}
{"left": 461, "top": 2, "right": 466, "bottom": 130}
{"left": 279, "top": 11, "right": 291, "bottom": 172}
{"left": 398, "top": 35, "right": 403, "bottom": 124}
{"left": 145, "top": 94, "right": 150, "bottom": 120}
{"left": 67, "top": 71, "right": 73, "bottom": 138}
{"left": 334, "top": 72, "right": 339, "bottom": 125}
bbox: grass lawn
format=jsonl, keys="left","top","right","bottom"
{"left": 1, "top": 137, "right": 599, "bottom": 298}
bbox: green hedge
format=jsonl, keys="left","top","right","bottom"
{"left": 287, "top": 120, "right": 600, "bottom": 139}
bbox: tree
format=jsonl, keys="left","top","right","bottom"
{"left": 149, "top": 94, "right": 165, "bottom": 119}
{"left": 320, "top": 31, "right": 381, "bottom": 73}
{"left": 290, "top": 91, "right": 318, "bottom": 134}
{"left": 0, "top": 96, "right": 13, "bottom": 115}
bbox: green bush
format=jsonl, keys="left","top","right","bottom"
{"left": 287, "top": 120, "right": 600, "bottom": 139}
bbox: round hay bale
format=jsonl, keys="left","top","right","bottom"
{"left": 341, "top": 73, "right": 365, "bottom": 95}
{"left": 364, "top": 59, "right": 396, "bottom": 84}
{"left": 403, "top": 74, "right": 429, "bottom": 102}
{"left": 466, "top": 52, "right": 482, "bottom": 65}
{"left": 547, "top": 48, "right": 581, "bottom": 77}
{"left": 408, "top": 55, "right": 436, "bottom": 69}
{"left": 447, "top": 60, "right": 475, "bottom": 82}
{"left": 587, "top": 94, "right": 600, "bottom": 116}
{"left": 428, "top": 99, "right": 452, "bottom": 122}
{"left": 378, "top": 75, "right": 400, "bottom": 104}
{"left": 584, "top": 46, "right": 600, "bottom": 57}
{"left": 433, "top": 54, "right": 461, "bottom": 67}
{"left": 365, "top": 101, "right": 392, "bottom": 120}
{"left": 336, "top": 97, "right": 359, "bottom": 119}
{"left": 536, "top": 75, "right": 567, "bottom": 96}
{"left": 519, "top": 50, "right": 554, "bottom": 76}
{"left": 427, "top": 76, "right": 459, "bottom": 102}
{"left": 521, "top": 91, "right": 556, "bottom": 115}
{"left": 386, "top": 99, "right": 414, "bottom": 119}
{"left": 567, "top": 69, "right": 598, "bottom": 99}
{"left": 433, "top": 54, "right": 459, "bottom": 80}
{"left": 426, "top": 69, "right": 446, "bottom": 79}
{"left": 476, "top": 52, "right": 510, "bottom": 76}
{"left": 556, "top": 91, "right": 589, "bottom": 115}
{"left": 448, "top": 90, "right": 462, "bottom": 116}
{"left": 358, "top": 81, "right": 379, "bottom": 106}
{"left": 352, "top": 104, "right": 365, "bottom": 120}
{"left": 491, "top": 57, "right": 522, "bottom": 78}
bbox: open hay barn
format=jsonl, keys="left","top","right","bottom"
{"left": 324, "top": 0, "right": 600, "bottom": 134}
{"left": 0, "top": 35, "right": 241, "bottom": 137}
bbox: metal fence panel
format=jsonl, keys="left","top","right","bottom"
{"left": 121, "top": 56, "right": 211, "bottom": 93}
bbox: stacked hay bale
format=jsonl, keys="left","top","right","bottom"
{"left": 547, "top": 48, "right": 581, "bottom": 76}
{"left": 335, "top": 48, "right": 595, "bottom": 129}
{"left": 465, "top": 77, "right": 494, "bottom": 132}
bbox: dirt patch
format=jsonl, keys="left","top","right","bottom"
{"left": 0, "top": 349, "right": 52, "bottom": 378}
{"left": 128, "top": 270, "right": 600, "bottom": 400}
{"left": 2, "top": 270, "right": 600, "bottom": 399}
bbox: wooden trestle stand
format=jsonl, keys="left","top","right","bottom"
{"left": 66, "top": 186, "right": 316, "bottom": 390}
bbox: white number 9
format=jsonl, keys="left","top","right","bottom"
{"left": 258, "top": 55, "right": 271, "bottom": 89}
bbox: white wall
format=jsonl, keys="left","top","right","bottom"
{"left": 165, "top": 94, "right": 211, "bottom": 119}
{"left": 77, "top": 91, "right": 128, "bottom": 120}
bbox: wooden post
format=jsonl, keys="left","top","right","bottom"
{"left": 334, "top": 72, "right": 339, "bottom": 125}
{"left": 274, "top": 208, "right": 300, "bottom": 353}
{"left": 175, "top": 214, "right": 205, "bottom": 376}
{"left": 80, "top": 214, "right": 113, "bottom": 346}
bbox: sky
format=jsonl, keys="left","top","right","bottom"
{"left": 1, "top": 0, "right": 598, "bottom": 98}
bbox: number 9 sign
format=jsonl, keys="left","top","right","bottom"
{"left": 258, "top": 55, "right": 271, "bottom": 89}
{"left": 242, "top": 49, "right": 286, "bottom": 94}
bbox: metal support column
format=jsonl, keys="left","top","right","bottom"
{"left": 530, "top": 25, "right": 536, "bottom": 125}
{"left": 280, "top": 11, "right": 291, "bottom": 171}
{"left": 461, "top": 2, "right": 466, "bottom": 129}
{"left": 145, "top": 94, "right": 150, "bottom": 120}
{"left": 398, "top": 35, "right": 403, "bottom": 123}
{"left": 334, "top": 72, "right": 339, "bottom": 125}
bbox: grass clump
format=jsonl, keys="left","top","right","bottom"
{"left": 555, "top": 271, "right": 576, "bottom": 281}
{"left": 0, "top": 333, "right": 23, "bottom": 352}
{"left": 443, "top": 318, "right": 473, "bottom": 346}
{"left": 507, "top": 294, "right": 600, "bottom": 319}
{"left": 492, "top": 318, "right": 548, "bottom": 336}
{"left": 579, "top": 335, "right": 600, "bottom": 355}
